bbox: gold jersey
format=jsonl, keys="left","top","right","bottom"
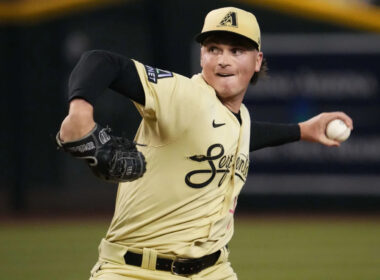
{"left": 104, "top": 60, "right": 250, "bottom": 258}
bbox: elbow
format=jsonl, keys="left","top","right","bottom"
{"left": 80, "top": 49, "right": 107, "bottom": 62}
{"left": 78, "top": 50, "right": 116, "bottom": 68}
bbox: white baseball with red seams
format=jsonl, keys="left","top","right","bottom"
{"left": 326, "top": 119, "right": 351, "bottom": 142}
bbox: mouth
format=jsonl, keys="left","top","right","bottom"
{"left": 216, "top": 73, "right": 234, "bottom": 77}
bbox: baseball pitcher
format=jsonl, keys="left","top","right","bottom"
{"left": 57, "top": 7, "right": 353, "bottom": 280}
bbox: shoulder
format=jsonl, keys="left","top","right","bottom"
{"left": 133, "top": 60, "right": 216, "bottom": 97}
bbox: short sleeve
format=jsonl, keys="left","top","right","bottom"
{"left": 132, "top": 60, "right": 213, "bottom": 142}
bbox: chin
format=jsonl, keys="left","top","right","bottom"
{"left": 216, "top": 89, "right": 236, "bottom": 100}
{"left": 216, "top": 84, "right": 239, "bottom": 96}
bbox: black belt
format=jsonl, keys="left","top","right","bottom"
{"left": 124, "top": 250, "right": 221, "bottom": 276}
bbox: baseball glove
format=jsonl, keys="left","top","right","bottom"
{"left": 56, "top": 123, "right": 146, "bottom": 183}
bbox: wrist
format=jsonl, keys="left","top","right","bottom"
{"left": 60, "top": 99, "right": 96, "bottom": 142}
{"left": 69, "top": 98, "right": 94, "bottom": 116}
{"left": 298, "top": 122, "right": 305, "bottom": 140}
{"left": 298, "top": 121, "right": 317, "bottom": 142}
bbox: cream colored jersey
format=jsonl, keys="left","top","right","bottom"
{"left": 104, "top": 60, "right": 250, "bottom": 258}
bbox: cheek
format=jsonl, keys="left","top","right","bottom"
{"left": 200, "top": 54, "right": 205, "bottom": 68}
{"left": 239, "top": 64, "right": 256, "bottom": 82}
{"left": 201, "top": 56, "right": 215, "bottom": 78}
{"left": 200, "top": 49, "right": 212, "bottom": 69}
{"left": 249, "top": 66, "right": 257, "bottom": 78}
{"left": 242, "top": 59, "right": 257, "bottom": 79}
{"left": 200, "top": 55, "right": 208, "bottom": 70}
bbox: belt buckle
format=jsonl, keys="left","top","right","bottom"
{"left": 170, "top": 257, "right": 195, "bottom": 277}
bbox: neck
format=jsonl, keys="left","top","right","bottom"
{"left": 217, "top": 95, "right": 243, "bottom": 113}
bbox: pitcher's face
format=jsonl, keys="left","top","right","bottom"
{"left": 201, "top": 42, "right": 262, "bottom": 101}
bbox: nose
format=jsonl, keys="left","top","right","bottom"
{"left": 217, "top": 52, "right": 231, "bottom": 68}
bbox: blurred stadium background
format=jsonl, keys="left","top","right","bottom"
{"left": 0, "top": 0, "right": 379, "bottom": 279}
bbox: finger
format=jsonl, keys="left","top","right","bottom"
{"left": 329, "top": 112, "right": 354, "bottom": 130}
{"left": 320, "top": 135, "right": 341, "bottom": 147}
{"left": 337, "top": 113, "right": 353, "bottom": 129}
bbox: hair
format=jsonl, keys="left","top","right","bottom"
{"left": 251, "top": 58, "right": 267, "bottom": 85}
{"left": 200, "top": 31, "right": 268, "bottom": 85}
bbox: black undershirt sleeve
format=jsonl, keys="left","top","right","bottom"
{"left": 68, "top": 50, "right": 145, "bottom": 105}
{"left": 250, "top": 121, "right": 300, "bottom": 152}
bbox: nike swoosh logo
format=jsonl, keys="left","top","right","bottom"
{"left": 213, "top": 120, "right": 226, "bottom": 128}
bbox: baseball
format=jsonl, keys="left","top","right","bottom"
{"left": 326, "top": 119, "right": 351, "bottom": 142}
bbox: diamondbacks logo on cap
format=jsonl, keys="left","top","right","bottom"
{"left": 218, "top": 11, "right": 237, "bottom": 27}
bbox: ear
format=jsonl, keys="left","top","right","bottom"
{"left": 255, "top": 52, "right": 263, "bottom": 72}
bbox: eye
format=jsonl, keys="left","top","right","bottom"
{"left": 231, "top": 48, "right": 244, "bottom": 55}
{"left": 208, "top": 46, "right": 219, "bottom": 54}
